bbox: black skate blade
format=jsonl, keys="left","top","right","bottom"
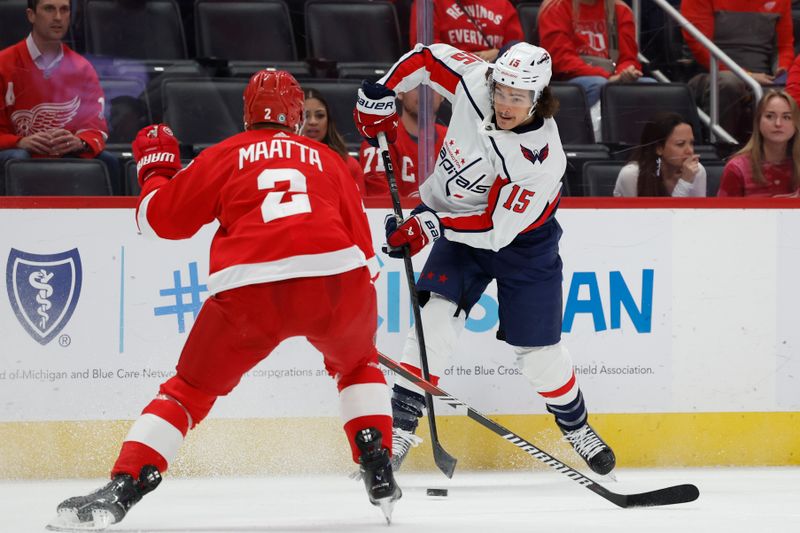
{"left": 602, "top": 483, "right": 700, "bottom": 508}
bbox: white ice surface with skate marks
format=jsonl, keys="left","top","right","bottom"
{"left": 3, "top": 468, "right": 799, "bottom": 532}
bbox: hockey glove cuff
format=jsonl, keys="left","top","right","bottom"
{"left": 354, "top": 81, "right": 398, "bottom": 147}
{"left": 383, "top": 210, "right": 442, "bottom": 258}
{"left": 132, "top": 124, "right": 182, "bottom": 187}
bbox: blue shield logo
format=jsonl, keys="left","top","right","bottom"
{"left": 6, "top": 248, "right": 82, "bottom": 345}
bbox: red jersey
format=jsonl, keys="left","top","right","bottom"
{"left": 409, "top": 0, "right": 523, "bottom": 52}
{"left": 538, "top": 0, "right": 641, "bottom": 79}
{"left": 0, "top": 38, "right": 107, "bottom": 155}
{"left": 717, "top": 154, "right": 797, "bottom": 197}
{"left": 359, "top": 119, "right": 448, "bottom": 198}
{"left": 137, "top": 129, "right": 378, "bottom": 295}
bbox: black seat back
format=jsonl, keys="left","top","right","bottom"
{"left": 5, "top": 159, "right": 112, "bottom": 196}
{"left": 85, "top": 0, "right": 187, "bottom": 59}
{"left": 305, "top": 0, "right": 401, "bottom": 64}
{"left": 0, "top": 1, "right": 30, "bottom": 50}
{"left": 195, "top": 0, "right": 297, "bottom": 62}
{"left": 551, "top": 82, "right": 594, "bottom": 144}
{"left": 99, "top": 77, "right": 151, "bottom": 146}
{"left": 703, "top": 160, "right": 726, "bottom": 197}
{"left": 582, "top": 161, "right": 625, "bottom": 197}
{"left": 516, "top": 2, "right": 541, "bottom": 46}
{"left": 161, "top": 78, "right": 248, "bottom": 151}
{"left": 601, "top": 83, "right": 703, "bottom": 148}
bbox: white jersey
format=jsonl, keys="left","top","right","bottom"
{"left": 379, "top": 43, "right": 566, "bottom": 251}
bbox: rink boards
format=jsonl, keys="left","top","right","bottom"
{"left": 0, "top": 197, "right": 798, "bottom": 478}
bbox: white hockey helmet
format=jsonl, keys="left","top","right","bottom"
{"left": 491, "top": 43, "right": 552, "bottom": 115}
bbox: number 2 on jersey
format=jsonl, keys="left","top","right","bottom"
{"left": 257, "top": 168, "right": 311, "bottom": 223}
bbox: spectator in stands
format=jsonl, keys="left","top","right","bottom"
{"left": 718, "top": 89, "right": 800, "bottom": 197}
{"left": 0, "top": 0, "right": 120, "bottom": 194}
{"left": 409, "top": 0, "right": 524, "bottom": 62}
{"left": 538, "top": 0, "right": 652, "bottom": 109}
{"left": 785, "top": 53, "right": 800, "bottom": 106}
{"left": 681, "top": 0, "right": 794, "bottom": 144}
{"left": 301, "top": 88, "right": 365, "bottom": 192}
{"left": 614, "top": 111, "right": 707, "bottom": 197}
{"left": 359, "top": 87, "right": 448, "bottom": 198}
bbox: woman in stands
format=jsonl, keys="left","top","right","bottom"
{"left": 614, "top": 111, "right": 706, "bottom": 197}
{"left": 718, "top": 89, "right": 800, "bottom": 197}
{"left": 301, "top": 88, "right": 365, "bottom": 193}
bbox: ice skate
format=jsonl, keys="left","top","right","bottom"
{"left": 355, "top": 427, "right": 402, "bottom": 524}
{"left": 561, "top": 423, "right": 616, "bottom": 476}
{"left": 390, "top": 426, "right": 423, "bottom": 471}
{"left": 389, "top": 385, "right": 425, "bottom": 472}
{"left": 46, "top": 465, "right": 161, "bottom": 531}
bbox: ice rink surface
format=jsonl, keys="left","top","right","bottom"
{"left": 2, "top": 467, "right": 798, "bottom": 532}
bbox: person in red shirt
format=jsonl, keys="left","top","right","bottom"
{"left": 48, "top": 71, "right": 401, "bottom": 531}
{"left": 681, "top": 0, "right": 794, "bottom": 143}
{"left": 538, "top": 0, "right": 651, "bottom": 109}
{"left": 301, "top": 88, "right": 365, "bottom": 193}
{"left": 409, "top": 0, "right": 524, "bottom": 62}
{"left": 359, "top": 86, "right": 448, "bottom": 198}
{"left": 718, "top": 89, "right": 800, "bottom": 197}
{"left": 0, "top": 0, "right": 120, "bottom": 193}
{"left": 785, "top": 53, "right": 800, "bottom": 107}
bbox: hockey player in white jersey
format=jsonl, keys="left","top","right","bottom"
{"left": 354, "top": 42, "right": 616, "bottom": 476}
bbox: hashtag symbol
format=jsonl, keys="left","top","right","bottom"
{"left": 153, "top": 261, "right": 208, "bottom": 333}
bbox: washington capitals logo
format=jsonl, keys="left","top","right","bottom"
{"left": 6, "top": 248, "right": 82, "bottom": 345}
{"left": 521, "top": 143, "right": 549, "bottom": 165}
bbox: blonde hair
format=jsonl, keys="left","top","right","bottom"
{"left": 736, "top": 89, "right": 800, "bottom": 188}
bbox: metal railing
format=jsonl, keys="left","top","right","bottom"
{"left": 635, "top": 0, "right": 763, "bottom": 143}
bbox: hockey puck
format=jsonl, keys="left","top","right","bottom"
{"left": 426, "top": 488, "right": 448, "bottom": 497}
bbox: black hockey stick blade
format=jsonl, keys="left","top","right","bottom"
{"left": 432, "top": 439, "right": 457, "bottom": 478}
{"left": 377, "top": 351, "right": 700, "bottom": 508}
{"left": 607, "top": 483, "right": 700, "bottom": 508}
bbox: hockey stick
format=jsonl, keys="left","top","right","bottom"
{"left": 377, "top": 351, "right": 700, "bottom": 508}
{"left": 377, "top": 132, "right": 457, "bottom": 479}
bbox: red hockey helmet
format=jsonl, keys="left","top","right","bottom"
{"left": 243, "top": 70, "right": 305, "bottom": 132}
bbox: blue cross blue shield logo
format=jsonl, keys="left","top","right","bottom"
{"left": 6, "top": 248, "right": 82, "bottom": 345}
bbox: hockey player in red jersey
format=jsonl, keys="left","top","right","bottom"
{"left": 49, "top": 70, "right": 400, "bottom": 531}
{"left": 354, "top": 43, "right": 616, "bottom": 478}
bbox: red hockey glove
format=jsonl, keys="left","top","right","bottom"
{"left": 354, "top": 81, "right": 398, "bottom": 147}
{"left": 132, "top": 124, "right": 182, "bottom": 187}
{"left": 384, "top": 211, "right": 442, "bottom": 257}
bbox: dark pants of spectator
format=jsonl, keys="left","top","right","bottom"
{"left": 688, "top": 71, "right": 753, "bottom": 144}
{"left": 0, "top": 149, "right": 122, "bottom": 196}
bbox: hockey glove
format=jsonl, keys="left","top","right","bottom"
{"left": 383, "top": 210, "right": 442, "bottom": 258}
{"left": 354, "top": 80, "right": 399, "bottom": 147}
{"left": 132, "top": 124, "right": 182, "bottom": 187}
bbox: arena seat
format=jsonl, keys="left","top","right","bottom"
{"left": 300, "top": 79, "right": 363, "bottom": 152}
{"left": 600, "top": 83, "right": 705, "bottom": 152}
{"left": 516, "top": 2, "right": 541, "bottom": 46}
{"left": 703, "top": 160, "right": 726, "bottom": 197}
{"left": 305, "top": 0, "right": 402, "bottom": 79}
{"left": 99, "top": 77, "right": 151, "bottom": 154}
{"left": 161, "top": 78, "right": 248, "bottom": 155}
{"left": 550, "top": 82, "right": 595, "bottom": 145}
{"left": 550, "top": 82, "right": 608, "bottom": 196}
{"left": 0, "top": 1, "right": 30, "bottom": 50}
{"left": 194, "top": 0, "right": 311, "bottom": 79}
{"left": 4, "top": 159, "right": 112, "bottom": 196}
{"left": 84, "top": 0, "right": 198, "bottom": 77}
{"left": 581, "top": 160, "right": 625, "bottom": 197}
